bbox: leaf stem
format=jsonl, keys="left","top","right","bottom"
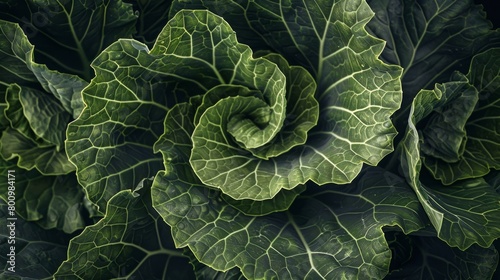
{"left": 56, "top": 0, "right": 91, "bottom": 80}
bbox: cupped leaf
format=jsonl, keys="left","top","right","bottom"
{"left": 386, "top": 230, "right": 499, "bottom": 280}
{"left": 170, "top": 0, "right": 403, "bottom": 189}
{"left": 366, "top": 0, "right": 500, "bottom": 112}
{"left": 157, "top": 98, "right": 308, "bottom": 215}
{"left": 419, "top": 76, "right": 478, "bottom": 163}
{"left": 152, "top": 10, "right": 289, "bottom": 151}
{"left": 399, "top": 51, "right": 500, "bottom": 249}
{"left": 66, "top": 9, "right": 316, "bottom": 211}
{"left": 153, "top": 135, "right": 428, "bottom": 280}
{"left": 421, "top": 48, "right": 500, "bottom": 184}
{"left": 54, "top": 179, "right": 194, "bottom": 280}
{"left": 0, "top": 200, "right": 74, "bottom": 279}
{"left": 0, "top": 0, "right": 137, "bottom": 80}
{"left": 0, "top": 159, "right": 86, "bottom": 233}
{"left": 187, "top": 50, "right": 318, "bottom": 199}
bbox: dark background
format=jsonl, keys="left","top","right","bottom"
{"left": 475, "top": 0, "right": 500, "bottom": 28}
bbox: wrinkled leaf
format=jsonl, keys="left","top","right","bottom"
{"left": 54, "top": 179, "right": 194, "bottom": 280}
{"left": 0, "top": 128, "right": 75, "bottom": 175}
{"left": 419, "top": 77, "right": 477, "bottom": 163}
{"left": 155, "top": 99, "right": 308, "bottom": 216}
{"left": 170, "top": 0, "right": 403, "bottom": 187}
{"left": 186, "top": 249, "right": 245, "bottom": 280}
{"left": 8, "top": 84, "right": 71, "bottom": 148}
{"left": 3, "top": 84, "right": 43, "bottom": 144}
{"left": 422, "top": 48, "right": 500, "bottom": 184}
{"left": 0, "top": 159, "right": 85, "bottom": 233}
{"left": 399, "top": 50, "right": 500, "bottom": 249}
{"left": 0, "top": 20, "right": 88, "bottom": 178}
{"left": 65, "top": 38, "right": 168, "bottom": 215}
{"left": 66, "top": 10, "right": 311, "bottom": 212}
{"left": 169, "top": 0, "right": 270, "bottom": 52}
{"left": 153, "top": 156, "right": 428, "bottom": 279}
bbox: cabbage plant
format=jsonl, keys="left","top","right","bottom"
{"left": 1, "top": 0, "right": 499, "bottom": 279}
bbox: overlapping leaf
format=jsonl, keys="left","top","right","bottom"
{"left": 64, "top": 37, "right": 170, "bottom": 215}
{"left": 366, "top": 0, "right": 500, "bottom": 113}
{"left": 418, "top": 48, "right": 500, "bottom": 184}
{"left": 399, "top": 49, "right": 500, "bottom": 250}
{"left": 0, "top": 0, "right": 137, "bottom": 80}
{"left": 152, "top": 94, "right": 427, "bottom": 279}
{"left": 66, "top": 9, "right": 314, "bottom": 212}
{"left": 54, "top": 179, "right": 194, "bottom": 280}
{"left": 168, "top": 0, "right": 269, "bottom": 52}
{"left": 186, "top": 51, "right": 317, "bottom": 200}
{"left": 0, "top": 20, "right": 87, "bottom": 174}
{"left": 0, "top": 20, "right": 87, "bottom": 233}
{"left": 185, "top": 249, "right": 245, "bottom": 280}
{"left": 0, "top": 158, "right": 86, "bottom": 233}
{"left": 154, "top": 97, "right": 308, "bottom": 216}
{"left": 386, "top": 230, "right": 499, "bottom": 279}
{"left": 170, "top": 0, "right": 403, "bottom": 187}
{"left": 153, "top": 162, "right": 427, "bottom": 279}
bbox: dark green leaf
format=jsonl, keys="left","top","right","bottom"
{"left": 186, "top": 249, "right": 245, "bottom": 280}
{"left": 125, "top": 0, "right": 173, "bottom": 47}
{"left": 0, "top": 200, "right": 73, "bottom": 279}
{"left": 169, "top": 0, "right": 270, "bottom": 52}
{"left": 386, "top": 230, "right": 499, "bottom": 280}
{"left": 0, "top": 0, "right": 137, "bottom": 80}
{"left": 421, "top": 48, "right": 500, "bottom": 184}
{"left": 0, "top": 19, "right": 87, "bottom": 118}
{"left": 0, "top": 160, "right": 85, "bottom": 233}
{"left": 399, "top": 50, "right": 500, "bottom": 249}
{"left": 153, "top": 161, "right": 428, "bottom": 279}
{"left": 420, "top": 75, "right": 478, "bottom": 163}
{"left": 54, "top": 179, "right": 194, "bottom": 280}
{"left": 0, "top": 128, "right": 75, "bottom": 175}
{"left": 65, "top": 38, "right": 168, "bottom": 215}
{"left": 366, "top": 0, "right": 500, "bottom": 111}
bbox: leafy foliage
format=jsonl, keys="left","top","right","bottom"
{"left": 399, "top": 49, "right": 500, "bottom": 250}
{"left": 1, "top": 0, "right": 499, "bottom": 279}
{"left": 54, "top": 178, "right": 194, "bottom": 279}
{"left": 0, "top": 0, "right": 137, "bottom": 80}
{"left": 0, "top": 200, "right": 73, "bottom": 279}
